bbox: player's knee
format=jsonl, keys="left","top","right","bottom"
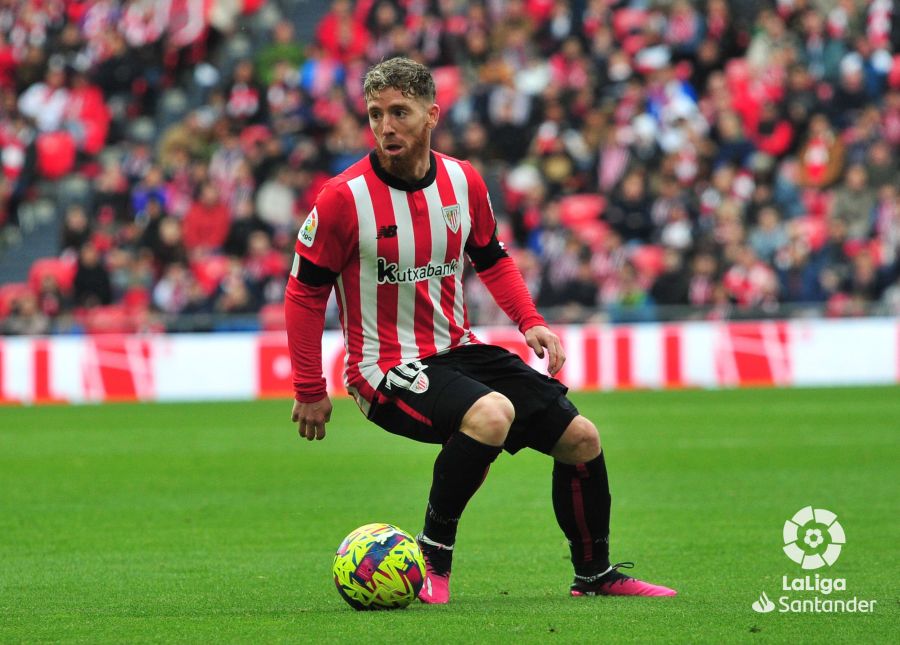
{"left": 555, "top": 416, "right": 601, "bottom": 464}
{"left": 460, "top": 392, "right": 515, "bottom": 447}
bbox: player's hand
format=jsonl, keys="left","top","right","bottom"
{"left": 524, "top": 325, "right": 566, "bottom": 376}
{"left": 292, "top": 396, "right": 333, "bottom": 441}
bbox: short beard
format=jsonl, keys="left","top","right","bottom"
{"left": 376, "top": 127, "right": 431, "bottom": 183}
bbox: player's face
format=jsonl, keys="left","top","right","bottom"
{"left": 367, "top": 88, "right": 439, "bottom": 181}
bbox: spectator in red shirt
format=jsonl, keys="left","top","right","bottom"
{"left": 225, "top": 59, "right": 266, "bottom": 126}
{"left": 0, "top": 33, "right": 15, "bottom": 90}
{"left": 182, "top": 182, "right": 231, "bottom": 255}
{"left": 723, "top": 245, "right": 779, "bottom": 307}
{"left": 752, "top": 101, "right": 794, "bottom": 158}
{"left": 316, "top": 0, "right": 370, "bottom": 64}
{"left": 797, "top": 113, "right": 845, "bottom": 188}
{"left": 63, "top": 66, "right": 109, "bottom": 156}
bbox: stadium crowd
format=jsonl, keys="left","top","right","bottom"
{"left": 1, "top": 0, "right": 899, "bottom": 334}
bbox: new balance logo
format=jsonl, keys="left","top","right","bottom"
{"left": 376, "top": 225, "right": 398, "bottom": 239}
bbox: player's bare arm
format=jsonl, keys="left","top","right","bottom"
{"left": 524, "top": 325, "right": 566, "bottom": 376}
{"left": 292, "top": 395, "right": 333, "bottom": 441}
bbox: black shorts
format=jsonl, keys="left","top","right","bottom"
{"left": 366, "top": 344, "right": 579, "bottom": 454}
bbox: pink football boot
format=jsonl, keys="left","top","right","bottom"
{"left": 418, "top": 562, "right": 451, "bottom": 604}
{"left": 570, "top": 562, "right": 677, "bottom": 597}
{"left": 417, "top": 535, "right": 452, "bottom": 604}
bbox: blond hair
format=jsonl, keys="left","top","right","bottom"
{"left": 363, "top": 57, "right": 435, "bottom": 103}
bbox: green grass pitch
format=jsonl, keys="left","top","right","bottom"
{"left": 1, "top": 386, "right": 897, "bottom": 643}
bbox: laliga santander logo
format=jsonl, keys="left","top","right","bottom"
{"left": 782, "top": 506, "right": 845, "bottom": 570}
{"left": 751, "top": 506, "right": 875, "bottom": 615}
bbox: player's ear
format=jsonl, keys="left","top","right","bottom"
{"left": 427, "top": 102, "right": 440, "bottom": 130}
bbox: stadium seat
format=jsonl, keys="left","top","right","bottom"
{"left": 28, "top": 257, "right": 77, "bottom": 295}
{"left": 558, "top": 194, "right": 606, "bottom": 227}
{"left": 843, "top": 239, "right": 882, "bottom": 264}
{"left": 191, "top": 255, "right": 232, "bottom": 295}
{"left": 240, "top": 124, "right": 271, "bottom": 153}
{"left": 0, "top": 282, "right": 31, "bottom": 318}
{"left": 35, "top": 131, "right": 76, "bottom": 179}
{"left": 725, "top": 58, "right": 750, "bottom": 85}
{"left": 157, "top": 89, "right": 189, "bottom": 130}
{"left": 796, "top": 216, "right": 828, "bottom": 251}
{"left": 79, "top": 304, "right": 136, "bottom": 334}
{"left": 889, "top": 54, "right": 900, "bottom": 89}
{"left": 127, "top": 117, "right": 157, "bottom": 144}
{"left": 573, "top": 220, "right": 610, "bottom": 250}
{"left": 630, "top": 244, "right": 666, "bottom": 279}
{"left": 495, "top": 219, "right": 515, "bottom": 246}
{"left": 431, "top": 66, "right": 462, "bottom": 110}
{"left": 122, "top": 287, "right": 151, "bottom": 312}
{"left": 612, "top": 8, "right": 647, "bottom": 41}
{"left": 57, "top": 175, "right": 93, "bottom": 209}
{"left": 259, "top": 302, "right": 286, "bottom": 331}
{"left": 802, "top": 189, "right": 833, "bottom": 218}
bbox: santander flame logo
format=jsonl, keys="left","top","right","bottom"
{"left": 751, "top": 592, "right": 776, "bottom": 613}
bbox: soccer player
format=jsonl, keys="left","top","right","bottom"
{"left": 285, "top": 57, "right": 676, "bottom": 602}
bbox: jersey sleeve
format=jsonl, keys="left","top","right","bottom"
{"left": 462, "top": 161, "right": 509, "bottom": 272}
{"left": 285, "top": 181, "right": 353, "bottom": 402}
{"left": 284, "top": 276, "right": 331, "bottom": 402}
{"left": 463, "top": 162, "right": 498, "bottom": 249}
{"left": 293, "top": 182, "right": 354, "bottom": 275}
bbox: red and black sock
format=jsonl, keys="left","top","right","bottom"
{"left": 552, "top": 452, "right": 611, "bottom": 577}
{"left": 421, "top": 432, "right": 501, "bottom": 567}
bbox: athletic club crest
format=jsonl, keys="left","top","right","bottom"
{"left": 441, "top": 204, "right": 461, "bottom": 233}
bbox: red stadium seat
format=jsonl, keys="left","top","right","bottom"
{"left": 843, "top": 239, "right": 882, "bottom": 264}
{"left": 725, "top": 58, "right": 750, "bottom": 85}
{"left": 191, "top": 255, "right": 231, "bottom": 296}
{"left": 573, "top": 220, "right": 610, "bottom": 250}
{"left": 80, "top": 304, "right": 136, "bottom": 334}
{"left": 122, "top": 287, "right": 151, "bottom": 312}
{"left": 496, "top": 219, "right": 514, "bottom": 247}
{"left": 28, "top": 257, "right": 77, "bottom": 295}
{"left": 259, "top": 302, "right": 286, "bottom": 331}
{"left": 35, "top": 131, "right": 76, "bottom": 179}
{"left": 558, "top": 194, "right": 606, "bottom": 227}
{"left": 801, "top": 189, "right": 832, "bottom": 218}
{"left": 796, "top": 216, "right": 828, "bottom": 251}
{"left": 0, "top": 282, "right": 31, "bottom": 318}
{"left": 612, "top": 8, "right": 647, "bottom": 40}
{"left": 431, "top": 66, "right": 462, "bottom": 110}
{"left": 630, "top": 245, "right": 666, "bottom": 279}
{"left": 890, "top": 54, "right": 900, "bottom": 89}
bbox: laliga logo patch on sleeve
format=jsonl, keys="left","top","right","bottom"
{"left": 298, "top": 208, "right": 318, "bottom": 247}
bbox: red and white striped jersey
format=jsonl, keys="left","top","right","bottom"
{"left": 292, "top": 150, "right": 497, "bottom": 412}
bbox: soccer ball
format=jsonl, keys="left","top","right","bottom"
{"left": 332, "top": 523, "right": 426, "bottom": 611}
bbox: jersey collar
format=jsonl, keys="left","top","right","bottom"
{"left": 368, "top": 150, "right": 437, "bottom": 192}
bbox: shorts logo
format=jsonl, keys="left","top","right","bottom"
{"left": 385, "top": 362, "right": 429, "bottom": 394}
{"left": 442, "top": 204, "right": 460, "bottom": 233}
{"left": 783, "top": 506, "right": 845, "bottom": 569}
{"left": 299, "top": 208, "right": 318, "bottom": 247}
